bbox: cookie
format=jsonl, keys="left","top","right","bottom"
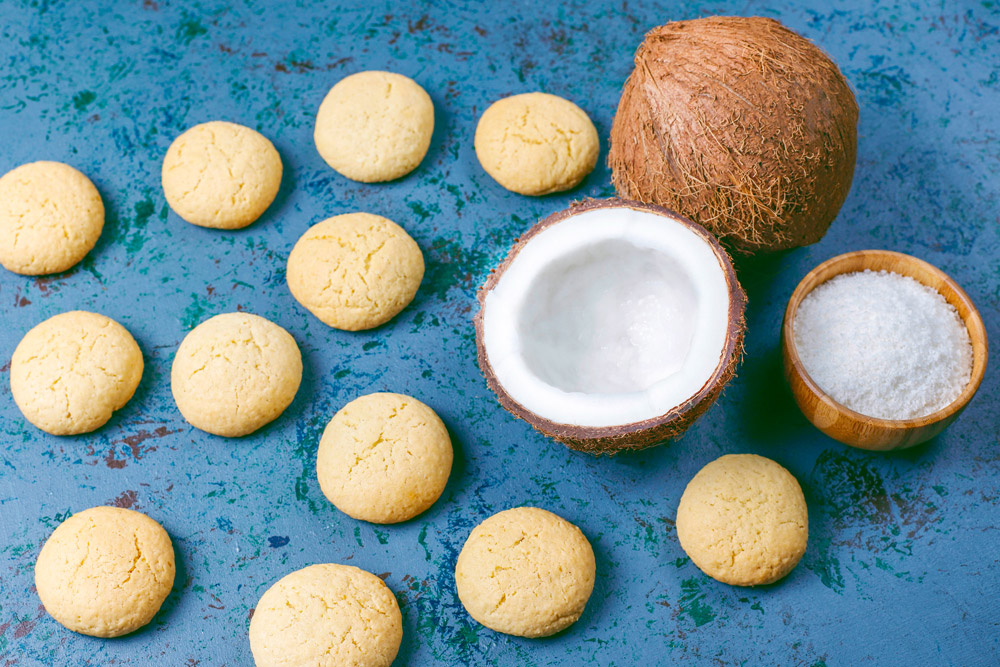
{"left": 35, "top": 506, "right": 175, "bottom": 638}
{"left": 249, "top": 563, "right": 402, "bottom": 667}
{"left": 286, "top": 213, "right": 424, "bottom": 331}
{"left": 170, "top": 312, "right": 302, "bottom": 437}
{"left": 0, "top": 161, "right": 104, "bottom": 275}
{"left": 10, "top": 311, "right": 143, "bottom": 435}
{"left": 314, "top": 71, "right": 435, "bottom": 182}
{"left": 162, "top": 121, "right": 282, "bottom": 229}
{"left": 676, "top": 454, "right": 809, "bottom": 586}
{"left": 474, "top": 92, "right": 599, "bottom": 196}
{"left": 317, "top": 392, "right": 452, "bottom": 524}
{"left": 455, "top": 507, "right": 595, "bottom": 638}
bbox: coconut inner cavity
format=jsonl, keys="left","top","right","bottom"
{"left": 519, "top": 240, "right": 697, "bottom": 394}
{"left": 481, "top": 206, "right": 733, "bottom": 428}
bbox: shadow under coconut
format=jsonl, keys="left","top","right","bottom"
{"left": 736, "top": 343, "right": 813, "bottom": 449}
{"left": 600, "top": 435, "right": 685, "bottom": 469}
{"left": 724, "top": 248, "right": 815, "bottom": 449}
{"left": 729, "top": 248, "right": 797, "bottom": 294}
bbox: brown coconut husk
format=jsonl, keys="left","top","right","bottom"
{"left": 609, "top": 16, "right": 859, "bottom": 254}
{"left": 474, "top": 198, "right": 746, "bottom": 455}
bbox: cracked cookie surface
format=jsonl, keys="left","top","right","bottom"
{"left": 313, "top": 70, "right": 434, "bottom": 183}
{"left": 161, "top": 120, "right": 282, "bottom": 229}
{"left": 455, "top": 506, "right": 595, "bottom": 638}
{"left": 286, "top": 213, "right": 424, "bottom": 331}
{"left": 317, "top": 392, "right": 452, "bottom": 524}
{"left": 170, "top": 312, "right": 302, "bottom": 437}
{"left": 249, "top": 563, "right": 402, "bottom": 667}
{"left": 676, "top": 454, "right": 809, "bottom": 586}
{"left": 34, "top": 506, "right": 175, "bottom": 638}
{"left": 11, "top": 311, "right": 143, "bottom": 435}
{"left": 474, "top": 92, "right": 599, "bottom": 196}
{"left": 0, "top": 161, "right": 104, "bottom": 275}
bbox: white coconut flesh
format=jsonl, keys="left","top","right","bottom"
{"left": 482, "top": 206, "right": 732, "bottom": 428}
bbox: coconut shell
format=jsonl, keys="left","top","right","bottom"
{"left": 475, "top": 198, "right": 746, "bottom": 455}
{"left": 609, "top": 16, "right": 858, "bottom": 254}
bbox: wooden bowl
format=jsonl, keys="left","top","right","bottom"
{"left": 782, "top": 250, "right": 988, "bottom": 451}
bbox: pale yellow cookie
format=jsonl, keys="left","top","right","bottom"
{"left": 170, "top": 313, "right": 302, "bottom": 437}
{"left": 474, "top": 92, "right": 599, "bottom": 196}
{"left": 314, "top": 71, "right": 435, "bottom": 182}
{"left": 676, "top": 454, "right": 809, "bottom": 586}
{"left": 249, "top": 563, "right": 402, "bottom": 667}
{"left": 162, "top": 121, "right": 282, "bottom": 229}
{"left": 35, "top": 506, "right": 175, "bottom": 638}
{"left": 317, "top": 392, "right": 452, "bottom": 524}
{"left": 286, "top": 213, "right": 424, "bottom": 331}
{"left": 455, "top": 507, "right": 595, "bottom": 638}
{"left": 0, "top": 161, "right": 104, "bottom": 275}
{"left": 10, "top": 311, "right": 143, "bottom": 435}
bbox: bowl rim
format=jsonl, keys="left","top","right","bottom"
{"left": 782, "top": 249, "right": 989, "bottom": 430}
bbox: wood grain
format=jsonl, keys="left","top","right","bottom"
{"left": 781, "top": 250, "right": 988, "bottom": 450}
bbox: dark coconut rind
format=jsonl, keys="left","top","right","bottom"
{"left": 474, "top": 198, "right": 747, "bottom": 455}
{"left": 608, "top": 16, "right": 858, "bottom": 255}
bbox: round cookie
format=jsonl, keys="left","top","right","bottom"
{"left": 249, "top": 563, "right": 402, "bottom": 667}
{"left": 474, "top": 92, "right": 599, "bottom": 196}
{"left": 11, "top": 311, "right": 143, "bottom": 435}
{"left": 0, "top": 161, "right": 104, "bottom": 275}
{"left": 286, "top": 213, "right": 424, "bottom": 331}
{"left": 676, "top": 454, "right": 809, "bottom": 586}
{"left": 35, "top": 506, "right": 175, "bottom": 638}
{"left": 162, "top": 121, "right": 282, "bottom": 229}
{"left": 317, "top": 392, "right": 452, "bottom": 524}
{"left": 455, "top": 507, "right": 595, "bottom": 638}
{"left": 314, "top": 70, "right": 434, "bottom": 182}
{"left": 170, "top": 312, "right": 302, "bottom": 437}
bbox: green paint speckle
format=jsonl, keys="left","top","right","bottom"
{"left": 407, "top": 200, "right": 440, "bottom": 222}
{"left": 444, "top": 183, "right": 466, "bottom": 212}
{"left": 410, "top": 311, "right": 441, "bottom": 333}
{"left": 417, "top": 524, "right": 431, "bottom": 561}
{"left": 181, "top": 294, "right": 210, "bottom": 330}
{"left": 135, "top": 198, "right": 156, "bottom": 221}
{"left": 291, "top": 414, "right": 325, "bottom": 514}
{"left": 126, "top": 197, "right": 156, "bottom": 253}
{"left": 424, "top": 236, "right": 495, "bottom": 301}
{"left": 81, "top": 253, "right": 104, "bottom": 282}
{"left": 678, "top": 577, "right": 716, "bottom": 627}
{"left": 177, "top": 15, "right": 208, "bottom": 44}
{"left": 72, "top": 90, "right": 96, "bottom": 111}
{"left": 804, "top": 534, "right": 845, "bottom": 593}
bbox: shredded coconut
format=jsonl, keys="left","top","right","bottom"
{"left": 794, "top": 269, "right": 973, "bottom": 420}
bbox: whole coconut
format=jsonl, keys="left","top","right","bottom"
{"left": 609, "top": 16, "right": 858, "bottom": 254}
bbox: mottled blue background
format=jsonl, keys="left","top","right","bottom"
{"left": 0, "top": 0, "right": 997, "bottom": 665}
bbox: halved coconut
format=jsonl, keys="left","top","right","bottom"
{"left": 475, "top": 199, "right": 746, "bottom": 454}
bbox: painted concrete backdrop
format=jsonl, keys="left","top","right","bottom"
{"left": 0, "top": 0, "right": 997, "bottom": 664}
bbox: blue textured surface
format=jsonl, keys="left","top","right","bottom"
{"left": 1, "top": 1, "right": 998, "bottom": 665}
